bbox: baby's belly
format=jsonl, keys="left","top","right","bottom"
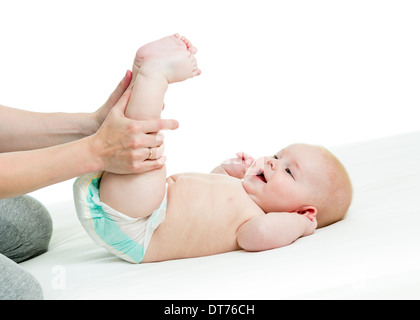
{"left": 143, "top": 173, "right": 261, "bottom": 262}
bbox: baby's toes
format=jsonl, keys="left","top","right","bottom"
{"left": 189, "top": 46, "right": 197, "bottom": 55}
{"left": 180, "top": 36, "right": 193, "bottom": 50}
{"left": 192, "top": 68, "right": 201, "bottom": 77}
{"left": 180, "top": 36, "right": 191, "bottom": 47}
{"left": 191, "top": 57, "right": 197, "bottom": 68}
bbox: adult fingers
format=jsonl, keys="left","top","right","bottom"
{"left": 127, "top": 132, "right": 166, "bottom": 150}
{"left": 113, "top": 86, "right": 133, "bottom": 113}
{"left": 145, "top": 144, "right": 165, "bottom": 160}
{"left": 139, "top": 118, "right": 179, "bottom": 133}
{"left": 132, "top": 156, "right": 167, "bottom": 174}
{"left": 137, "top": 144, "right": 165, "bottom": 161}
{"left": 104, "top": 70, "right": 132, "bottom": 109}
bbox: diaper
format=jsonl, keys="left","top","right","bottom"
{"left": 73, "top": 171, "right": 166, "bottom": 263}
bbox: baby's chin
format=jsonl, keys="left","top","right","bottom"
{"left": 240, "top": 179, "right": 266, "bottom": 211}
{"left": 241, "top": 175, "right": 253, "bottom": 193}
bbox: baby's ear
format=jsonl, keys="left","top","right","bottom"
{"left": 297, "top": 206, "right": 317, "bottom": 222}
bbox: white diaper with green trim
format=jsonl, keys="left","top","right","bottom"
{"left": 73, "top": 171, "right": 166, "bottom": 263}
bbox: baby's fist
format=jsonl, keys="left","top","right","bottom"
{"left": 221, "top": 152, "right": 255, "bottom": 179}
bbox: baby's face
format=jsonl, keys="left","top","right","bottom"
{"left": 242, "top": 143, "right": 327, "bottom": 213}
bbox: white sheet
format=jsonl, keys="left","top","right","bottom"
{"left": 21, "top": 130, "right": 420, "bottom": 299}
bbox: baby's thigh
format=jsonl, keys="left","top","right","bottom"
{"left": 100, "top": 167, "right": 167, "bottom": 219}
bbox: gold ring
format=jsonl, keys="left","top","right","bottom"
{"left": 148, "top": 148, "right": 153, "bottom": 160}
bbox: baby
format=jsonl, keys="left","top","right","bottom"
{"left": 74, "top": 34, "right": 352, "bottom": 263}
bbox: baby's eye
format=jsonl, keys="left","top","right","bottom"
{"left": 273, "top": 155, "right": 278, "bottom": 159}
{"left": 285, "top": 168, "right": 294, "bottom": 179}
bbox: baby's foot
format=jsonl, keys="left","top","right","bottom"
{"left": 132, "top": 34, "right": 201, "bottom": 84}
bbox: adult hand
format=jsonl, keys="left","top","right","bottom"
{"left": 90, "top": 86, "right": 179, "bottom": 174}
{"left": 93, "top": 70, "right": 133, "bottom": 129}
{"left": 0, "top": 71, "right": 177, "bottom": 199}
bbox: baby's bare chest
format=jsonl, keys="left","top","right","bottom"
{"left": 167, "top": 173, "right": 261, "bottom": 221}
{"left": 144, "top": 173, "right": 263, "bottom": 262}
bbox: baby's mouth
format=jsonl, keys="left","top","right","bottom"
{"left": 256, "top": 170, "right": 267, "bottom": 183}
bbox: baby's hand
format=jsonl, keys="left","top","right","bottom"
{"left": 303, "top": 216, "right": 318, "bottom": 236}
{"left": 220, "top": 152, "right": 255, "bottom": 179}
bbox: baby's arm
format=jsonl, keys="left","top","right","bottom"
{"left": 211, "top": 152, "right": 254, "bottom": 179}
{"left": 236, "top": 212, "right": 317, "bottom": 252}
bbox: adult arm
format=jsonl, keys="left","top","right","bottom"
{"left": 0, "top": 87, "right": 179, "bottom": 199}
{"left": 0, "top": 72, "right": 132, "bottom": 152}
{"left": 236, "top": 212, "right": 317, "bottom": 251}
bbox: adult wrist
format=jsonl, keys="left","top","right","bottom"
{"left": 53, "top": 112, "right": 99, "bottom": 140}
{"left": 82, "top": 112, "right": 101, "bottom": 137}
{"left": 83, "top": 134, "right": 106, "bottom": 173}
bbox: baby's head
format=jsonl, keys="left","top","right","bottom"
{"left": 243, "top": 143, "right": 352, "bottom": 228}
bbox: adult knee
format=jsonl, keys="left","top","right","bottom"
{"left": 0, "top": 196, "right": 53, "bottom": 263}
{"left": 0, "top": 254, "right": 44, "bottom": 300}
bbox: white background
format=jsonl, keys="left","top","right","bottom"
{"left": 0, "top": 0, "right": 418, "bottom": 204}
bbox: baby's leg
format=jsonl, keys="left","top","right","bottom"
{"left": 100, "top": 34, "right": 200, "bottom": 219}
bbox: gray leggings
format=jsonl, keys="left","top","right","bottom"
{"left": 0, "top": 196, "right": 53, "bottom": 300}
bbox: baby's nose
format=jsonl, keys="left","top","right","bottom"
{"left": 267, "top": 158, "right": 278, "bottom": 170}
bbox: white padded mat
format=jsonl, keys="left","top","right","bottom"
{"left": 21, "top": 130, "right": 420, "bottom": 299}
